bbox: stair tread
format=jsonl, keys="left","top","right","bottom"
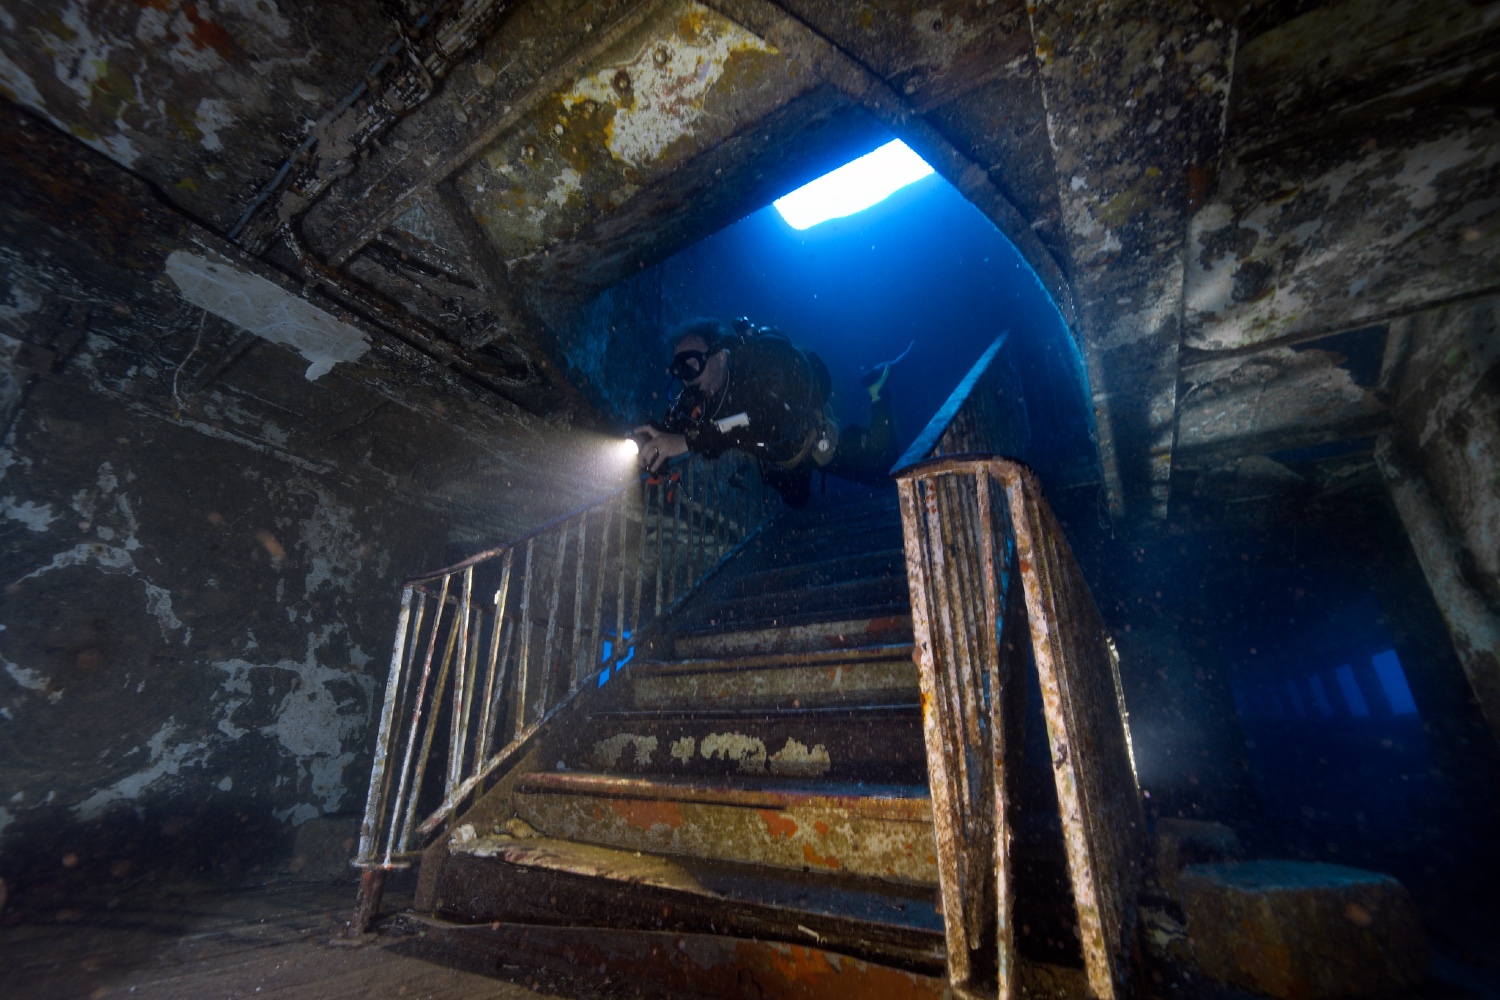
{"left": 639, "top": 642, "right": 914, "bottom": 674}
{"left": 591, "top": 702, "right": 920, "bottom": 722}
{"left": 517, "top": 771, "right": 931, "bottom": 821}
{"left": 450, "top": 835, "right": 944, "bottom": 937}
{"left": 675, "top": 612, "right": 912, "bottom": 639}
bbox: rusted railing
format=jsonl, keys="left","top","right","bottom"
{"left": 351, "top": 449, "right": 777, "bottom": 926}
{"left": 895, "top": 338, "right": 1143, "bottom": 999}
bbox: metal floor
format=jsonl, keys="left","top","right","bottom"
{"left": 0, "top": 879, "right": 569, "bottom": 1000}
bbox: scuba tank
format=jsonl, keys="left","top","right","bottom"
{"left": 732, "top": 317, "right": 838, "bottom": 468}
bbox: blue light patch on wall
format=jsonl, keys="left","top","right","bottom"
{"left": 773, "top": 140, "right": 935, "bottom": 230}
{"left": 1334, "top": 664, "right": 1370, "bottom": 717}
{"left": 1371, "top": 649, "right": 1418, "bottom": 715}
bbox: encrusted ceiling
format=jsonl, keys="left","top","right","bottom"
{"left": 1, "top": 0, "right": 1496, "bottom": 522}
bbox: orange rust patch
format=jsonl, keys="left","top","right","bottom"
{"left": 865, "top": 615, "right": 907, "bottom": 637}
{"left": 803, "top": 843, "right": 841, "bottom": 870}
{"left": 813, "top": 820, "right": 830, "bottom": 836}
{"left": 183, "top": 3, "right": 235, "bottom": 58}
{"left": 758, "top": 809, "right": 798, "bottom": 838}
{"left": 592, "top": 802, "right": 604, "bottom": 821}
{"left": 610, "top": 798, "right": 683, "bottom": 830}
{"left": 766, "top": 943, "right": 838, "bottom": 984}
{"left": 738, "top": 940, "right": 948, "bottom": 1000}
{"left": 738, "top": 941, "right": 948, "bottom": 1000}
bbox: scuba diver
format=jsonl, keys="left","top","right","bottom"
{"left": 632, "top": 317, "right": 913, "bottom": 507}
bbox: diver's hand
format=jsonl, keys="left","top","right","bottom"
{"left": 633, "top": 424, "right": 688, "bottom": 472}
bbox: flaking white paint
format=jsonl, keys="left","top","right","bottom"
{"left": 213, "top": 624, "right": 377, "bottom": 816}
{"left": 564, "top": 5, "right": 773, "bottom": 167}
{"left": 2, "top": 497, "right": 54, "bottom": 532}
{"left": 165, "top": 251, "right": 370, "bottom": 380}
{"left": 73, "top": 719, "right": 211, "bottom": 820}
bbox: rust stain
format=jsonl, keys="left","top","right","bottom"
{"left": 802, "top": 843, "right": 841, "bottom": 870}
{"left": 813, "top": 820, "right": 830, "bottom": 836}
{"left": 766, "top": 944, "right": 839, "bottom": 983}
{"left": 182, "top": 3, "right": 236, "bottom": 59}
{"left": 742, "top": 940, "right": 949, "bottom": 999}
{"left": 610, "top": 798, "right": 683, "bottom": 830}
{"left": 758, "top": 809, "right": 798, "bottom": 838}
{"left": 1185, "top": 163, "right": 1213, "bottom": 210}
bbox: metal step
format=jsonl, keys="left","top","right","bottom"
{"left": 671, "top": 615, "right": 913, "bottom": 658}
{"left": 571, "top": 704, "right": 926, "bottom": 783}
{"left": 696, "top": 579, "right": 908, "bottom": 626}
{"left": 512, "top": 771, "right": 938, "bottom": 886}
{"left": 438, "top": 835, "right": 945, "bottom": 972}
{"left": 720, "top": 548, "right": 906, "bottom": 597}
{"left": 392, "top": 911, "right": 968, "bottom": 998}
{"left": 633, "top": 641, "right": 918, "bottom": 710}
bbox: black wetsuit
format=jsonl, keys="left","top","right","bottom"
{"left": 668, "top": 331, "right": 896, "bottom": 507}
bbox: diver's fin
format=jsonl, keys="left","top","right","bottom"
{"left": 860, "top": 340, "right": 915, "bottom": 401}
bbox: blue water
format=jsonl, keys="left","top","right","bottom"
{"left": 656, "top": 170, "right": 1096, "bottom": 487}
{"left": 640, "top": 154, "right": 1495, "bottom": 915}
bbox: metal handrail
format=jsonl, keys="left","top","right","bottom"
{"left": 353, "top": 449, "right": 778, "bottom": 881}
{"left": 892, "top": 338, "right": 1143, "bottom": 996}
{"left": 891, "top": 331, "right": 1026, "bottom": 475}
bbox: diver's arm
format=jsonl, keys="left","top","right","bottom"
{"left": 682, "top": 419, "right": 734, "bottom": 459}
{"left": 632, "top": 423, "right": 689, "bottom": 472}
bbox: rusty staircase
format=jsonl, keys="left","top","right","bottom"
{"left": 359, "top": 338, "right": 1147, "bottom": 999}
{"left": 430, "top": 489, "right": 956, "bottom": 972}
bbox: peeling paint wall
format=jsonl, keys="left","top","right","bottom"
{"left": 1026, "top": 0, "right": 1236, "bottom": 516}
{"left": 455, "top": 1, "right": 793, "bottom": 266}
{"left": 0, "top": 0, "right": 390, "bottom": 231}
{"left": 0, "top": 103, "right": 642, "bottom": 906}
{"left": 1379, "top": 295, "right": 1500, "bottom": 736}
{"left": 1185, "top": 114, "right": 1500, "bottom": 350}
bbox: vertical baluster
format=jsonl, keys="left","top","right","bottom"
{"left": 633, "top": 482, "right": 649, "bottom": 643}
{"left": 382, "top": 577, "right": 444, "bottom": 866}
{"left": 975, "top": 466, "right": 1018, "bottom": 997}
{"left": 654, "top": 479, "right": 665, "bottom": 616}
{"left": 540, "top": 520, "right": 571, "bottom": 718}
{"left": 616, "top": 492, "right": 628, "bottom": 662}
{"left": 358, "top": 585, "right": 414, "bottom": 865}
{"left": 456, "top": 605, "right": 483, "bottom": 788}
{"left": 475, "top": 549, "right": 513, "bottom": 765}
{"left": 447, "top": 566, "right": 474, "bottom": 795}
{"left": 670, "top": 471, "right": 685, "bottom": 605}
{"left": 739, "top": 455, "right": 752, "bottom": 542}
{"left": 399, "top": 590, "right": 462, "bottom": 853}
{"left": 669, "top": 472, "right": 683, "bottom": 605}
{"left": 684, "top": 461, "right": 697, "bottom": 586}
{"left": 385, "top": 588, "right": 427, "bottom": 856}
{"left": 697, "top": 459, "right": 711, "bottom": 577}
{"left": 701, "top": 460, "right": 713, "bottom": 572}
{"left": 513, "top": 539, "right": 535, "bottom": 741}
{"left": 714, "top": 458, "right": 727, "bottom": 560}
{"left": 486, "top": 621, "right": 516, "bottom": 750}
{"left": 587, "top": 504, "right": 615, "bottom": 681}
{"left": 570, "top": 512, "right": 589, "bottom": 690}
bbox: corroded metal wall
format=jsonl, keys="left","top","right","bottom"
{"left": 0, "top": 103, "right": 640, "bottom": 902}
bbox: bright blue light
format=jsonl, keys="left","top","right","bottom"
{"left": 773, "top": 140, "right": 935, "bottom": 230}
